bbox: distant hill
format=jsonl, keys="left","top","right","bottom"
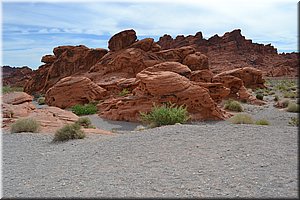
{"left": 2, "top": 65, "right": 33, "bottom": 87}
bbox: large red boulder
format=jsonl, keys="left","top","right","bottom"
{"left": 215, "top": 67, "right": 265, "bottom": 89}
{"left": 182, "top": 52, "right": 209, "bottom": 71}
{"left": 45, "top": 76, "right": 107, "bottom": 108}
{"left": 2, "top": 92, "right": 33, "bottom": 105}
{"left": 98, "top": 63, "right": 230, "bottom": 122}
{"left": 89, "top": 47, "right": 163, "bottom": 81}
{"left": 24, "top": 45, "right": 108, "bottom": 94}
{"left": 108, "top": 29, "right": 137, "bottom": 51}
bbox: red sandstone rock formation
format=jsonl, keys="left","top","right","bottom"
{"left": 89, "top": 47, "right": 162, "bottom": 79}
{"left": 2, "top": 92, "right": 79, "bottom": 133}
{"left": 157, "top": 29, "right": 299, "bottom": 77}
{"left": 2, "top": 66, "right": 33, "bottom": 87}
{"left": 108, "top": 29, "right": 137, "bottom": 51}
{"left": 45, "top": 76, "right": 107, "bottom": 109}
{"left": 21, "top": 29, "right": 273, "bottom": 122}
{"left": 2, "top": 92, "right": 33, "bottom": 105}
{"left": 24, "top": 45, "right": 108, "bottom": 94}
{"left": 214, "top": 67, "right": 265, "bottom": 89}
{"left": 98, "top": 62, "right": 231, "bottom": 122}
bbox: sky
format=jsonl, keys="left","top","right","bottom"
{"left": 1, "top": 0, "right": 298, "bottom": 69}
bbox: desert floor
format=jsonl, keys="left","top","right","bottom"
{"left": 2, "top": 92, "right": 298, "bottom": 198}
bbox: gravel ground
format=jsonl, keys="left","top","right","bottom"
{"left": 2, "top": 123, "right": 298, "bottom": 198}
{"left": 86, "top": 114, "right": 141, "bottom": 132}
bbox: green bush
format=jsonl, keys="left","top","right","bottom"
{"left": 75, "top": 117, "right": 95, "bottom": 128}
{"left": 256, "top": 93, "right": 264, "bottom": 100}
{"left": 53, "top": 123, "right": 85, "bottom": 142}
{"left": 228, "top": 114, "right": 254, "bottom": 124}
{"left": 224, "top": 99, "right": 243, "bottom": 112}
{"left": 118, "top": 88, "right": 130, "bottom": 96}
{"left": 272, "top": 79, "right": 297, "bottom": 93}
{"left": 274, "top": 95, "right": 279, "bottom": 101}
{"left": 289, "top": 117, "right": 299, "bottom": 126}
{"left": 281, "top": 99, "right": 290, "bottom": 108}
{"left": 269, "top": 91, "right": 276, "bottom": 95}
{"left": 71, "top": 103, "right": 97, "bottom": 115}
{"left": 283, "top": 92, "right": 297, "bottom": 99}
{"left": 140, "top": 103, "right": 190, "bottom": 127}
{"left": 286, "top": 102, "right": 300, "bottom": 113}
{"left": 11, "top": 118, "right": 40, "bottom": 133}
{"left": 2, "top": 86, "right": 23, "bottom": 94}
{"left": 37, "top": 97, "right": 45, "bottom": 105}
{"left": 255, "top": 119, "right": 270, "bottom": 125}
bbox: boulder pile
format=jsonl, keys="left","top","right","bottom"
{"left": 2, "top": 92, "right": 79, "bottom": 133}
{"left": 14, "top": 29, "right": 296, "bottom": 122}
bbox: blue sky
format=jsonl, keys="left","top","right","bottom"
{"left": 2, "top": 0, "right": 298, "bottom": 69}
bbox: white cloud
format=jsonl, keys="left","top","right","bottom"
{"left": 2, "top": 0, "right": 298, "bottom": 69}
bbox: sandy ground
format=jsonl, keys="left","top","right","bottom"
{"left": 2, "top": 93, "right": 299, "bottom": 198}
{"left": 2, "top": 123, "right": 298, "bottom": 198}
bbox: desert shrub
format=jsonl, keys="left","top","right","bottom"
{"left": 71, "top": 103, "right": 97, "bottom": 115}
{"left": 2, "top": 86, "right": 23, "bottom": 94}
{"left": 256, "top": 93, "right": 264, "bottom": 100}
{"left": 255, "top": 119, "right": 270, "bottom": 125}
{"left": 274, "top": 95, "right": 279, "bottom": 101}
{"left": 240, "top": 99, "right": 247, "bottom": 103}
{"left": 37, "top": 97, "right": 45, "bottom": 105}
{"left": 140, "top": 103, "right": 190, "bottom": 127}
{"left": 75, "top": 117, "right": 95, "bottom": 128}
{"left": 224, "top": 99, "right": 243, "bottom": 112}
{"left": 53, "top": 123, "right": 85, "bottom": 142}
{"left": 291, "top": 86, "right": 297, "bottom": 91}
{"left": 283, "top": 92, "right": 297, "bottom": 99}
{"left": 274, "top": 79, "right": 297, "bottom": 92}
{"left": 118, "top": 88, "right": 130, "bottom": 96}
{"left": 282, "top": 99, "right": 290, "bottom": 108}
{"left": 289, "top": 117, "right": 299, "bottom": 126}
{"left": 269, "top": 91, "right": 275, "bottom": 95}
{"left": 286, "top": 102, "right": 300, "bottom": 113}
{"left": 228, "top": 113, "right": 254, "bottom": 124}
{"left": 11, "top": 118, "right": 40, "bottom": 133}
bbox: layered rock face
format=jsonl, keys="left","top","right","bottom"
{"left": 157, "top": 29, "right": 299, "bottom": 76}
{"left": 45, "top": 76, "right": 107, "bottom": 109}
{"left": 24, "top": 45, "right": 108, "bottom": 94}
{"left": 2, "top": 92, "right": 79, "bottom": 133}
{"left": 108, "top": 29, "right": 137, "bottom": 51}
{"left": 22, "top": 29, "right": 272, "bottom": 122}
{"left": 98, "top": 63, "right": 231, "bottom": 121}
{"left": 2, "top": 66, "right": 33, "bottom": 87}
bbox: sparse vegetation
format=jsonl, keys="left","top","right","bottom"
{"left": 10, "top": 118, "right": 40, "bottom": 133}
{"left": 265, "top": 79, "right": 298, "bottom": 99}
{"left": 283, "top": 91, "right": 297, "bottom": 99}
{"left": 228, "top": 113, "right": 254, "bottom": 124}
{"left": 286, "top": 102, "right": 299, "bottom": 113}
{"left": 53, "top": 123, "right": 85, "bottom": 142}
{"left": 75, "top": 117, "right": 95, "bottom": 128}
{"left": 224, "top": 99, "right": 243, "bottom": 112}
{"left": 288, "top": 117, "right": 299, "bottom": 126}
{"left": 118, "top": 88, "right": 130, "bottom": 96}
{"left": 37, "top": 97, "right": 45, "bottom": 105}
{"left": 272, "top": 79, "right": 297, "bottom": 92}
{"left": 274, "top": 95, "right": 279, "bottom": 101}
{"left": 140, "top": 103, "right": 190, "bottom": 127}
{"left": 2, "top": 86, "right": 23, "bottom": 94}
{"left": 256, "top": 93, "right": 264, "bottom": 100}
{"left": 71, "top": 103, "right": 97, "bottom": 115}
{"left": 255, "top": 119, "right": 270, "bottom": 125}
{"left": 282, "top": 99, "right": 290, "bottom": 108}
